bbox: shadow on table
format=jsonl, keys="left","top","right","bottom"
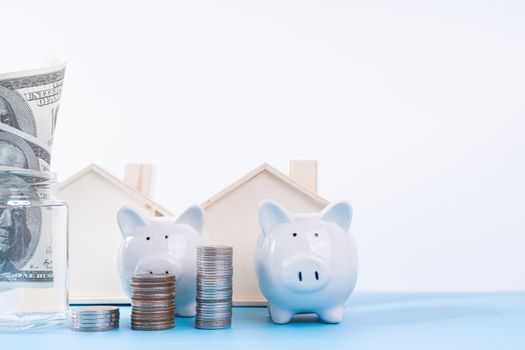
{"left": 234, "top": 294, "right": 493, "bottom": 329}
{"left": 347, "top": 303, "right": 482, "bottom": 327}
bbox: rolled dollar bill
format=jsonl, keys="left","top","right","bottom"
{"left": 0, "top": 60, "right": 66, "bottom": 172}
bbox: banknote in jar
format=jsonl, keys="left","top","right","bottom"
{"left": 0, "top": 172, "right": 54, "bottom": 290}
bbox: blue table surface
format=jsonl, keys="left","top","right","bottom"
{"left": 2, "top": 292, "right": 524, "bottom": 349}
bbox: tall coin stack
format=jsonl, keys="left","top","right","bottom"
{"left": 196, "top": 245, "right": 233, "bottom": 329}
{"left": 130, "top": 273, "right": 176, "bottom": 331}
{"left": 70, "top": 306, "right": 120, "bottom": 332}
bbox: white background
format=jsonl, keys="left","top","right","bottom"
{"left": 1, "top": 0, "right": 524, "bottom": 292}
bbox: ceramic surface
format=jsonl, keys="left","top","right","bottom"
{"left": 256, "top": 200, "right": 357, "bottom": 324}
{"left": 117, "top": 205, "right": 209, "bottom": 317}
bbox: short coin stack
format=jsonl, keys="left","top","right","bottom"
{"left": 196, "top": 245, "right": 233, "bottom": 329}
{"left": 70, "top": 306, "right": 120, "bottom": 332}
{"left": 130, "top": 273, "right": 176, "bottom": 331}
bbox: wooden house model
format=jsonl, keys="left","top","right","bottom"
{"left": 57, "top": 164, "right": 172, "bottom": 304}
{"left": 202, "top": 160, "right": 329, "bottom": 305}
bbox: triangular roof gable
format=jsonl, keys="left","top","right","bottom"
{"left": 202, "top": 163, "right": 329, "bottom": 209}
{"left": 57, "top": 164, "right": 173, "bottom": 217}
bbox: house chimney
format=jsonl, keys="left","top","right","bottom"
{"left": 289, "top": 160, "right": 318, "bottom": 194}
{"left": 124, "top": 163, "right": 156, "bottom": 198}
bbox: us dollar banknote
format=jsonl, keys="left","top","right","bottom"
{"left": 0, "top": 61, "right": 66, "bottom": 172}
{"left": 0, "top": 172, "right": 53, "bottom": 289}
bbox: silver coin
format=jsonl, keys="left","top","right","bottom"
{"left": 195, "top": 319, "right": 231, "bottom": 324}
{"left": 71, "top": 318, "right": 120, "bottom": 322}
{"left": 131, "top": 286, "right": 175, "bottom": 290}
{"left": 71, "top": 322, "right": 119, "bottom": 328}
{"left": 131, "top": 274, "right": 175, "bottom": 282}
{"left": 196, "top": 299, "right": 232, "bottom": 304}
{"left": 197, "top": 280, "right": 232, "bottom": 283}
{"left": 197, "top": 245, "right": 233, "bottom": 250}
{"left": 131, "top": 316, "right": 174, "bottom": 321}
{"left": 131, "top": 318, "right": 175, "bottom": 324}
{"left": 132, "top": 294, "right": 176, "bottom": 300}
{"left": 132, "top": 308, "right": 175, "bottom": 314}
{"left": 131, "top": 299, "right": 176, "bottom": 304}
{"left": 196, "top": 297, "right": 232, "bottom": 302}
{"left": 195, "top": 323, "right": 231, "bottom": 329}
{"left": 70, "top": 314, "right": 119, "bottom": 319}
{"left": 131, "top": 325, "right": 174, "bottom": 331}
{"left": 196, "top": 315, "right": 232, "bottom": 320}
{"left": 196, "top": 290, "right": 232, "bottom": 295}
{"left": 197, "top": 278, "right": 232, "bottom": 282}
{"left": 197, "top": 258, "right": 232, "bottom": 262}
{"left": 131, "top": 303, "right": 175, "bottom": 309}
{"left": 71, "top": 306, "right": 120, "bottom": 315}
{"left": 131, "top": 308, "right": 175, "bottom": 313}
{"left": 196, "top": 285, "right": 232, "bottom": 290}
{"left": 196, "top": 303, "right": 232, "bottom": 308}
{"left": 131, "top": 317, "right": 175, "bottom": 322}
{"left": 71, "top": 321, "right": 120, "bottom": 326}
{"left": 71, "top": 325, "right": 118, "bottom": 332}
{"left": 197, "top": 314, "right": 231, "bottom": 318}
{"left": 131, "top": 302, "right": 175, "bottom": 307}
{"left": 131, "top": 309, "right": 175, "bottom": 314}
{"left": 130, "top": 280, "right": 175, "bottom": 286}
{"left": 132, "top": 314, "right": 175, "bottom": 318}
{"left": 70, "top": 317, "right": 120, "bottom": 323}
{"left": 131, "top": 321, "right": 175, "bottom": 326}
{"left": 196, "top": 287, "right": 232, "bottom": 292}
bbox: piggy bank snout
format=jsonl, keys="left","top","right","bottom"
{"left": 134, "top": 256, "right": 182, "bottom": 279}
{"left": 280, "top": 255, "right": 331, "bottom": 292}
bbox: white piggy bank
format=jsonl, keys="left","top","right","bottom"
{"left": 256, "top": 200, "right": 357, "bottom": 324}
{"left": 117, "top": 205, "right": 209, "bottom": 317}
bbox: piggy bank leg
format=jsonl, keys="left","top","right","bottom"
{"left": 268, "top": 304, "right": 294, "bottom": 324}
{"left": 318, "top": 306, "right": 344, "bottom": 323}
{"left": 176, "top": 302, "right": 196, "bottom": 317}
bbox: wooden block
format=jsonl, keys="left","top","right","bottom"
{"left": 289, "top": 160, "right": 318, "bottom": 194}
{"left": 123, "top": 163, "right": 156, "bottom": 198}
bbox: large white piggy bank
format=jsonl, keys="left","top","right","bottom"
{"left": 117, "top": 205, "right": 209, "bottom": 317}
{"left": 256, "top": 200, "right": 357, "bottom": 324}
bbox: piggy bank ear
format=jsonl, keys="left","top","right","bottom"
{"left": 258, "top": 200, "right": 291, "bottom": 235}
{"left": 175, "top": 205, "right": 204, "bottom": 234}
{"left": 320, "top": 201, "right": 353, "bottom": 233}
{"left": 117, "top": 206, "right": 148, "bottom": 237}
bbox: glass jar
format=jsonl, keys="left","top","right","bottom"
{"left": 0, "top": 170, "right": 68, "bottom": 331}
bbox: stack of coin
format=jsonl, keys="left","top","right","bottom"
{"left": 70, "top": 306, "right": 120, "bottom": 332}
{"left": 195, "top": 245, "right": 233, "bottom": 329}
{"left": 130, "top": 273, "right": 176, "bottom": 331}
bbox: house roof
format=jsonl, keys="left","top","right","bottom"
{"left": 57, "top": 163, "right": 173, "bottom": 217}
{"left": 202, "top": 163, "right": 329, "bottom": 209}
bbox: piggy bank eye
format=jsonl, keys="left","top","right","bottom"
{"left": 146, "top": 236, "right": 151, "bottom": 241}
{"left": 165, "top": 235, "right": 169, "bottom": 239}
{"left": 292, "top": 233, "right": 297, "bottom": 237}
{"left": 314, "top": 233, "right": 319, "bottom": 237}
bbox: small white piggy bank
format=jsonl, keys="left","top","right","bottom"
{"left": 256, "top": 200, "right": 357, "bottom": 324}
{"left": 117, "top": 205, "right": 209, "bottom": 317}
